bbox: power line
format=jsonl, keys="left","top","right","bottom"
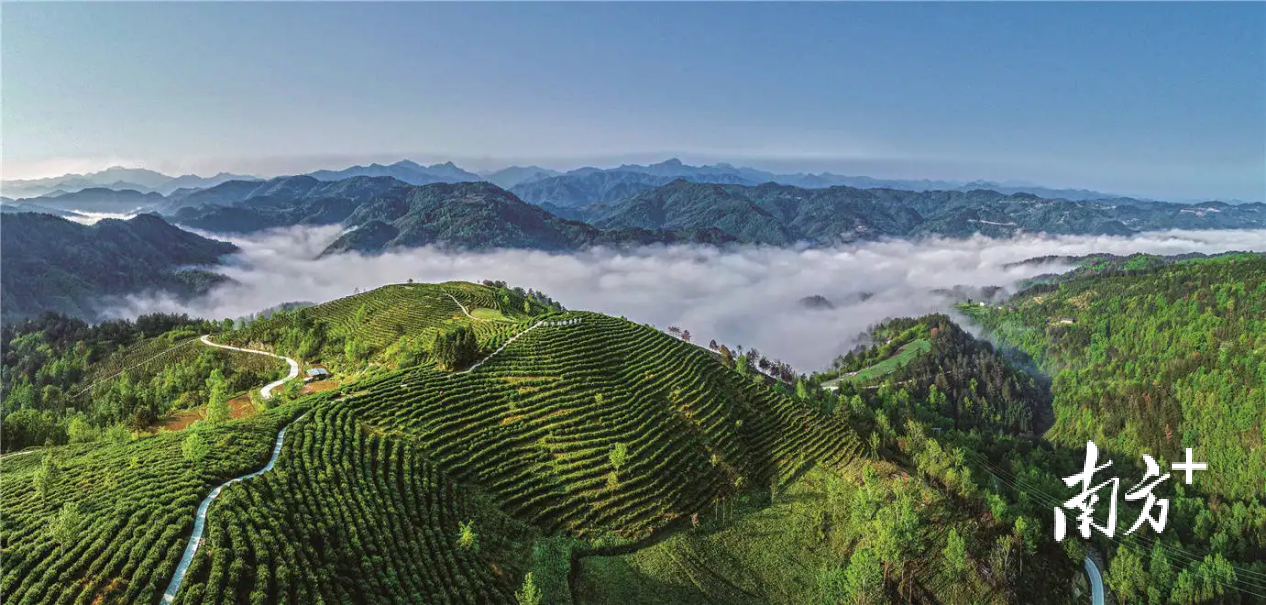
{"left": 960, "top": 449, "right": 1266, "bottom": 598}
{"left": 72, "top": 337, "right": 200, "bottom": 397}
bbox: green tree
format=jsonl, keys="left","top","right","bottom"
{"left": 183, "top": 427, "right": 209, "bottom": 467}
{"left": 431, "top": 325, "right": 479, "bottom": 370}
{"left": 736, "top": 354, "right": 751, "bottom": 377}
{"left": 33, "top": 453, "right": 60, "bottom": 501}
{"left": 105, "top": 423, "right": 132, "bottom": 446}
{"left": 457, "top": 520, "right": 479, "bottom": 553}
{"left": 49, "top": 501, "right": 82, "bottom": 547}
{"left": 842, "top": 546, "right": 885, "bottom": 604}
{"left": 515, "top": 572, "right": 542, "bottom": 605}
{"left": 1107, "top": 544, "right": 1147, "bottom": 603}
{"left": 796, "top": 379, "right": 811, "bottom": 400}
{"left": 942, "top": 528, "right": 968, "bottom": 576}
{"left": 67, "top": 415, "right": 97, "bottom": 443}
{"left": 205, "top": 369, "right": 230, "bottom": 423}
{"left": 1013, "top": 515, "right": 1040, "bottom": 555}
{"left": 1147, "top": 543, "right": 1174, "bottom": 597}
{"left": 609, "top": 442, "right": 629, "bottom": 474}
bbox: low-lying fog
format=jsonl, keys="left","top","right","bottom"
{"left": 107, "top": 227, "right": 1266, "bottom": 371}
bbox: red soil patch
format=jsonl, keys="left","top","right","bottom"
{"left": 152, "top": 393, "right": 257, "bottom": 433}
{"left": 301, "top": 380, "right": 339, "bottom": 394}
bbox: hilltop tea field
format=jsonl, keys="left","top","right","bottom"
{"left": 3, "top": 279, "right": 1127, "bottom": 604}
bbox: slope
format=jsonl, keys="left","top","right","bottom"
{"left": 169, "top": 404, "right": 536, "bottom": 603}
{"left": 341, "top": 310, "right": 866, "bottom": 539}
{"left": 0, "top": 407, "right": 303, "bottom": 605}
{"left": 0, "top": 213, "right": 236, "bottom": 322}
{"left": 321, "top": 181, "right": 735, "bottom": 255}
{"left": 961, "top": 254, "right": 1266, "bottom": 500}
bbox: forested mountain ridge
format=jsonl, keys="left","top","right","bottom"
{"left": 962, "top": 253, "right": 1266, "bottom": 501}
{"left": 168, "top": 175, "right": 409, "bottom": 232}
{"left": 815, "top": 315, "right": 1051, "bottom": 436}
{"left": 0, "top": 213, "right": 237, "bottom": 322}
{"left": 157, "top": 175, "right": 1266, "bottom": 252}
{"left": 307, "top": 159, "right": 481, "bottom": 185}
{"left": 510, "top": 169, "right": 758, "bottom": 209}
{"left": 319, "top": 180, "right": 737, "bottom": 254}
{"left": 578, "top": 180, "right": 1266, "bottom": 244}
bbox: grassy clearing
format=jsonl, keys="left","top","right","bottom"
{"left": 823, "top": 339, "right": 931, "bottom": 389}
{"left": 472, "top": 307, "right": 511, "bottom": 321}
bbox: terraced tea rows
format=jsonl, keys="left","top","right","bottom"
{"left": 232, "top": 283, "right": 527, "bottom": 359}
{"left": 0, "top": 411, "right": 297, "bottom": 604}
{"left": 345, "top": 312, "right": 865, "bottom": 538}
{"left": 171, "top": 405, "right": 530, "bottom": 605}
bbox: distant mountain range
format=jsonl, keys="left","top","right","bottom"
{"left": 4, "top": 169, "right": 1263, "bottom": 321}
{"left": 307, "top": 160, "right": 481, "bottom": 185}
{"left": 506, "top": 158, "right": 1162, "bottom": 205}
{"left": 2, "top": 166, "right": 259, "bottom": 198}
{"left": 478, "top": 165, "right": 562, "bottom": 189}
{"left": 11, "top": 157, "right": 1248, "bottom": 206}
{"left": 0, "top": 213, "right": 237, "bottom": 321}
{"left": 320, "top": 181, "right": 732, "bottom": 256}
{"left": 577, "top": 180, "right": 1266, "bottom": 244}
{"left": 153, "top": 174, "right": 1265, "bottom": 253}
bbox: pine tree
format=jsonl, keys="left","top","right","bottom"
{"left": 515, "top": 572, "right": 542, "bottom": 605}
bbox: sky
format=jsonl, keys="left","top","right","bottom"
{"left": 4, "top": 2, "right": 1264, "bottom": 201}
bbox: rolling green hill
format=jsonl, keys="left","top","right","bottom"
{"left": 169, "top": 404, "right": 534, "bottom": 603}
{"left": 4, "top": 281, "right": 1120, "bottom": 604}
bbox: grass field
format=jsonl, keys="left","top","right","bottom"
{"left": 471, "top": 307, "right": 511, "bottom": 321}
{"left": 822, "top": 338, "right": 931, "bottom": 389}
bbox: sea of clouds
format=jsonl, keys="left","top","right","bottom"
{"left": 104, "top": 227, "right": 1266, "bottom": 371}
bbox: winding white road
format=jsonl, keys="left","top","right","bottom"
{"left": 159, "top": 337, "right": 304, "bottom": 603}
{"left": 461, "top": 320, "right": 547, "bottom": 373}
{"left": 444, "top": 292, "right": 488, "bottom": 322}
{"left": 1085, "top": 555, "right": 1106, "bottom": 605}
{"left": 199, "top": 335, "right": 300, "bottom": 398}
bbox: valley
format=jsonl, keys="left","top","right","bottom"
{"left": 4, "top": 256, "right": 1264, "bottom": 603}
{"left": 5, "top": 3, "right": 1263, "bottom": 602}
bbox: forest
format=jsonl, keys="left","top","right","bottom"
{"left": 0, "top": 312, "right": 285, "bottom": 451}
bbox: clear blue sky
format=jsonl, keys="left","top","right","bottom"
{"left": 4, "top": 2, "right": 1263, "bottom": 201}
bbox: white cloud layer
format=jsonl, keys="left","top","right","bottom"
{"left": 105, "top": 228, "right": 1266, "bottom": 371}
